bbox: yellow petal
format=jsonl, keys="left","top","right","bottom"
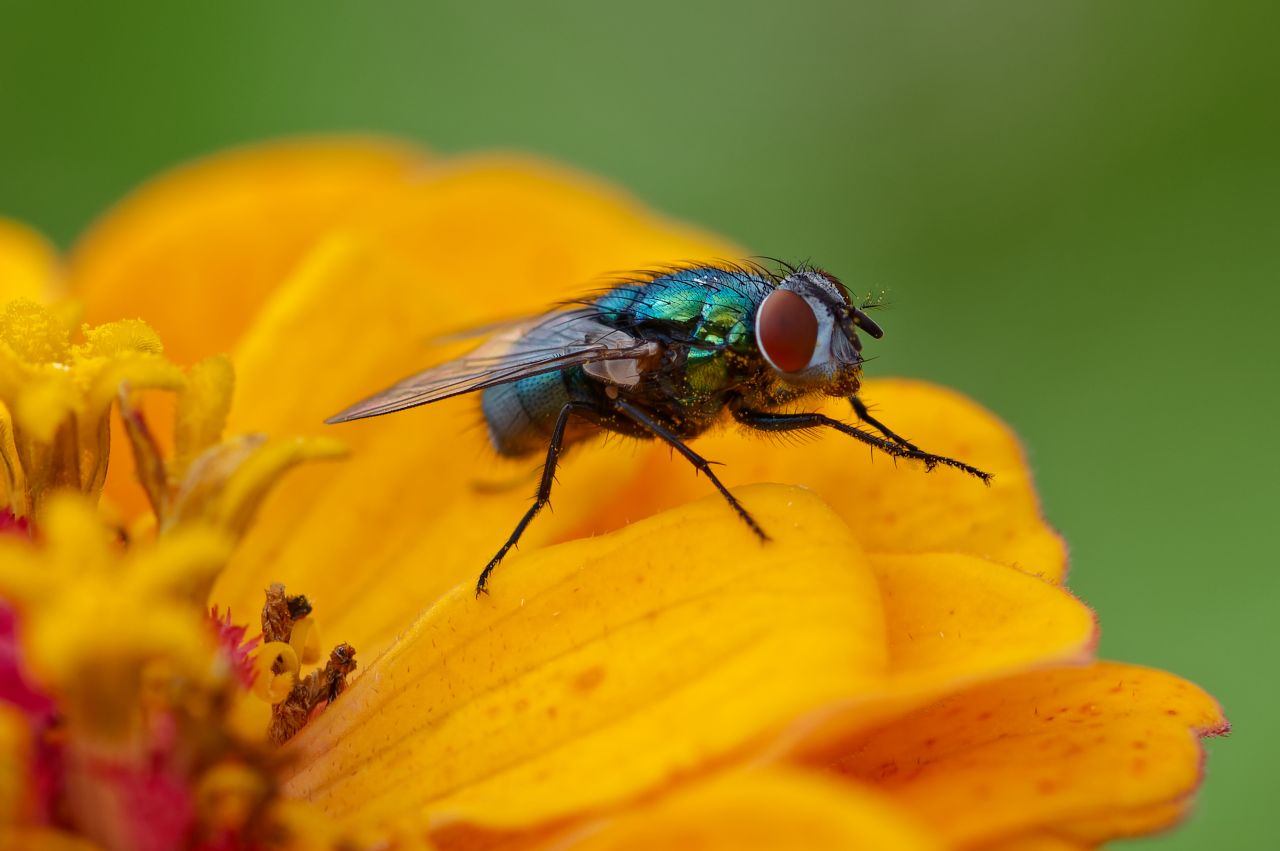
{"left": 279, "top": 485, "right": 887, "bottom": 834}
{"left": 587, "top": 379, "right": 1067, "bottom": 582}
{"left": 204, "top": 435, "right": 347, "bottom": 538}
{"left": 255, "top": 799, "right": 343, "bottom": 851}
{"left": 174, "top": 354, "right": 235, "bottom": 470}
{"left": 122, "top": 523, "right": 233, "bottom": 603}
{"left": 11, "top": 370, "right": 78, "bottom": 443}
{"left": 69, "top": 137, "right": 430, "bottom": 366}
{"left": 167, "top": 434, "right": 347, "bottom": 538}
{"left": 38, "top": 492, "right": 114, "bottom": 575}
{"left": 0, "top": 532, "right": 50, "bottom": 605}
{"left": 541, "top": 768, "right": 944, "bottom": 851}
{"left": 82, "top": 355, "right": 185, "bottom": 436}
{"left": 0, "top": 218, "right": 60, "bottom": 303}
{"left": 829, "top": 662, "right": 1227, "bottom": 848}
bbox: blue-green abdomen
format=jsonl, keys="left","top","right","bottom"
{"left": 481, "top": 371, "right": 572, "bottom": 456}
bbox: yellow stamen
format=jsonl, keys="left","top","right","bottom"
{"left": 252, "top": 641, "right": 299, "bottom": 704}
{"left": 288, "top": 617, "right": 323, "bottom": 666}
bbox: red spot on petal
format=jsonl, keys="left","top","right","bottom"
{"left": 573, "top": 666, "right": 607, "bottom": 693}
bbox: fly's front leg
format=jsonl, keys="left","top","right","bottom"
{"left": 850, "top": 395, "right": 921, "bottom": 452}
{"left": 613, "top": 399, "right": 769, "bottom": 542}
{"left": 476, "top": 401, "right": 591, "bottom": 596}
{"left": 733, "top": 407, "right": 993, "bottom": 484}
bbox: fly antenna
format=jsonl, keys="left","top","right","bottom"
{"left": 849, "top": 306, "right": 884, "bottom": 339}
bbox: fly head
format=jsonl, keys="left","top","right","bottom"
{"left": 755, "top": 267, "right": 880, "bottom": 397}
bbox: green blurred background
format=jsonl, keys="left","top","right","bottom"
{"left": 1, "top": 1, "right": 1274, "bottom": 846}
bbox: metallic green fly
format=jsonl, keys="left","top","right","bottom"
{"left": 328, "top": 262, "right": 991, "bottom": 594}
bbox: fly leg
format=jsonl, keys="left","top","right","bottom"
{"left": 476, "top": 401, "right": 591, "bottom": 596}
{"left": 732, "top": 408, "right": 993, "bottom": 484}
{"left": 614, "top": 399, "right": 769, "bottom": 541}
{"left": 850, "top": 395, "right": 921, "bottom": 452}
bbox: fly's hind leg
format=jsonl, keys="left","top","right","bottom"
{"left": 613, "top": 399, "right": 769, "bottom": 541}
{"left": 476, "top": 401, "right": 591, "bottom": 596}
{"left": 733, "top": 407, "right": 993, "bottom": 484}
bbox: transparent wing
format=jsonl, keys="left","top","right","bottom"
{"left": 326, "top": 309, "right": 660, "bottom": 423}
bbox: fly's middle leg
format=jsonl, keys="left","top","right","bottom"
{"left": 476, "top": 401, "right": 591, "bottom": 596}
{"left": 733, "top": 407, "right": 993, "bottom": 484}
{"left": 613, "top": 399, "right": 769, "bottom": 542}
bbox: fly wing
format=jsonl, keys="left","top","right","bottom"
{"left": 325, "top": 310, "right": 659, "bottom": 423}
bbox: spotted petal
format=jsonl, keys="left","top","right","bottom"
{"left": 829, "top": 662, "right": 1228, "bottom": 848}
{"left": 280, "top": 486, "right": 888, "bottom": 833}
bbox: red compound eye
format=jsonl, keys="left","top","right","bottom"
{"left": 757, "top": 289, "right": 819, "bottom": 373}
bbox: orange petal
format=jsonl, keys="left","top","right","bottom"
{"left": 279, "top": 485, "right": 888, "bottom": 835}
{"left": 0, "top": 219, "right": 61, "bottom": 303}
{"left": 771, "top": 551, "right": 1095, "bottom": 758}
{"left": 331, "top": 155, "right": 739, "bottom": 323}
{"left": 874, "top": 552, "right": 1095, "bottom": 689}
{"left": 211, "top": 157, "right": 736, "bottom": 652}
{"left": 68, "top": 137, "right": 429, "bottom": 366}
{"left": 585, "top": 379, "right": 1067, "bottom": 581}
{"left": 532, "top": 769, "right": 944, "bottom": 851}
{"left": 828, "top": 662, "right": 1227, "bottom": 848}
{"left": 973, "top": 835, "right": 1097, "bottom": 851}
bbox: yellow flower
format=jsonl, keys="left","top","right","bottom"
{"left": 0, "top": 283, "right": 346, "bottom": 849}
{"left": 0, "top": 138, "right": 1225, "bottom": 850}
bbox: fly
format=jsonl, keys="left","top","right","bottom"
{"left": 327, "top": 262, "right": 992, "bottom": 595}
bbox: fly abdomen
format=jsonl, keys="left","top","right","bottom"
{"left": 481, "top": 371, "right": 572, "bottom": 457}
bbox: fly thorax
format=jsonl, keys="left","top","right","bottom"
{"left": 583, "top": 358, "right": 644, "bottom": 387}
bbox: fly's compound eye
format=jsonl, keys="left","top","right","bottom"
{"left": 757, "top": 289, "right": 819, "bottom": 373}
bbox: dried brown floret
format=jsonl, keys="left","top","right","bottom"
{"left": 260, "top": 584, "right": 356, "bottom": 745}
